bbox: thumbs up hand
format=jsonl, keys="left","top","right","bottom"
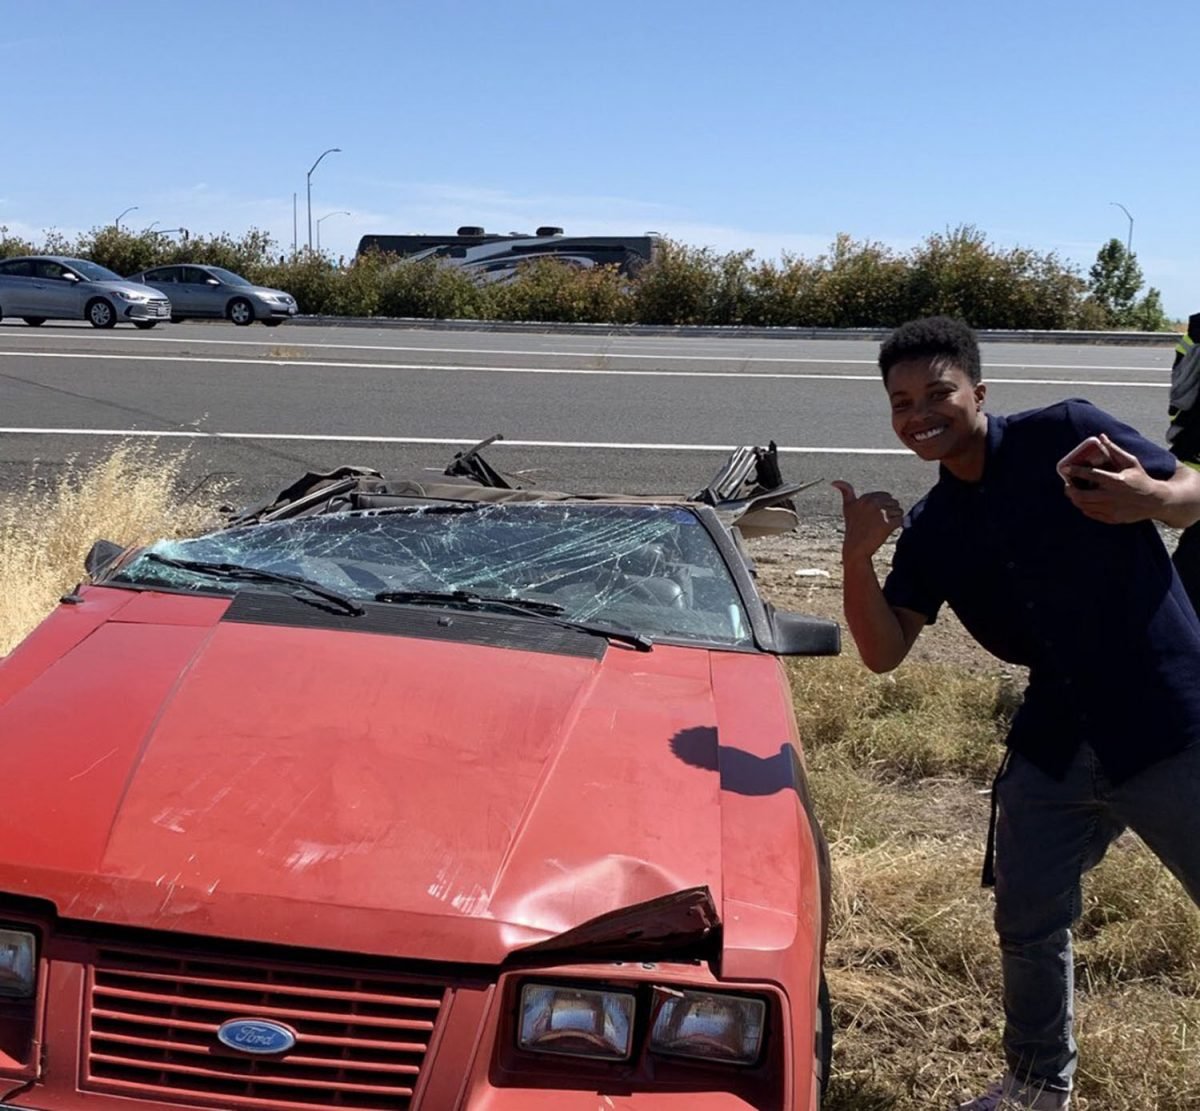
{"left": 832, "top": 480, "right": 905, "bottom": 561}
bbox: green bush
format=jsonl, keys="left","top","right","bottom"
{"left": 487, "top": 259, "right": 632, "bottom": 324}
{"left": 632, "top": 241, "right": 736, "bottom": 325}
{"left": 807, "top": 235, "right": 911, "bottom": 328}
{"left": 0, "top": 224, "right": 1173, "bottom": 331}
{"left": 76, "top": 227, "right": 279, "bottom": 280}
{"left": 377, "top": 257, "right": 487, "bottom": 320}
{"left": 829, "top": 237, "right": 911, "bottom": 327}
{"left": 83, "top": 227, "right": 173, "bottom": 277}
{"left": 906, "top": 226, "right": 1089, "bottom": 330}
{"left": 253, "top": 254, "right": 341, "bottom": 316}
{"left": 0, "top": 225, "right": 37, "bottom": 258}
{"left": 742, "top": 253, "right": 822, "bottom": 326}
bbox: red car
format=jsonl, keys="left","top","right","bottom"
{"left": 0, "top": 443, "right": 837, "bottom": 1110}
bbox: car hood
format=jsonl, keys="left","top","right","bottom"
{"left": 93, "top": 279, "right": 168, "bottom": 298}
{"left": 0, "top": 590, "right": 730, "bottom": 964}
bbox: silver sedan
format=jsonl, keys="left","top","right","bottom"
{"left": 0, "top": 256, "right": 172, "bottom": 329}
{"left": 126, "top": 264, "right": 298, "bottom": 326}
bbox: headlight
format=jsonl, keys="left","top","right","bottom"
{"left": 258, "top": 293, "right": 281, "bottom": 303}
{"left": 650, "top": 988, "right": 766, "bottom": 1065}
{"left": 114, "top": 290, "right": 147, "bottom": 302}
{"left": 0, "top": 929, "right": 36, "bottom": 999}
{"left": 518, "top": 983, "right": 635, "bottom": 1061}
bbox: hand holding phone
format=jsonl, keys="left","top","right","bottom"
{"left": 1056, "top": 436, "right": 1114, "bottom": 490}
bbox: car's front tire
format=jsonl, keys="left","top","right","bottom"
{"left": 23, "top": 317, "right": 46, "bottom": 327}
{"left": 227, "top": 297, "right": 254, "bottom": 326}
{"left": 86, "top": 299, "right": 116, "bottom": 329}
{"left": 133, "top": 321, "right": 158, "bottom": 330}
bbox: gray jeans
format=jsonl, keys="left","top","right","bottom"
{"left": 993, "top": 742, "right": 1200, "bottom": 1093}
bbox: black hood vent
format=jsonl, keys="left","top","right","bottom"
{"left": 220, "top": 590, "right": 606, "bottom": 659}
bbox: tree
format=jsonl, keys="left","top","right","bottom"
{"left": 1087, "top": 238, "right": 1167, "bottom": 330}
{"left": 1124, "top": 286, "right": 1170, "bottom": 332}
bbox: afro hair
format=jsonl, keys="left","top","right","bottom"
{"left": 878, "top": 316, "right": 982, "bottom": 385}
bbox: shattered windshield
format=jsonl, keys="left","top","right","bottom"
{"left": 113, "top": 503, "right": 753, "bottom": 647}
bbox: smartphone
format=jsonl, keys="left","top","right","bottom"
{"left": 1056, "top": 436, "right": 1113, "bottom": 490}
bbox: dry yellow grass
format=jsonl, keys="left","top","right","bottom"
{"left": 2, "top": 447, "right": 1197, "bottom": 1108}
{"left": 0, "top": 444, "right": 230, "bottom": 655}
{"left": 789, "top": 653, "right": 1200, "bottom": 1110}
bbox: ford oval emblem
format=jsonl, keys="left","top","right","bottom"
{"left": 216, "top": 1018, "right": 298, "bottom": 1055}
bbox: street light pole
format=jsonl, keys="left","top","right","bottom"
{"left": 306, "top": 148, "right": 341, "bottom": 253}
{"left": 316, "top": 211, "right": 351, "bottom": 253}
{"left": 1109, "top": 201, "right": 1134, "bottom": 254}
{"left": 114, "top": 206, "right": 138, "bottom": 231}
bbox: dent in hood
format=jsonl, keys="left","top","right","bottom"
{"left": 509, "top": 886, "right": 719, "bottom": 965}
{"left": 0, "top": 605, "right": 726, "bottom": 964}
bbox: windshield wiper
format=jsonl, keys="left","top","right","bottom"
{"left": 141, "top": 553, "right": 366, "bottom": 616}
{"left": 373, "top": 589, "right": 652, "bottom": 651}
{"left": 374, "top": 588, "right": 565, "bottom": 616}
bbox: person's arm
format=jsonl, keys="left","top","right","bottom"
{"left": 832, "top": 481, "right": 927, "bottom": 673}
{"left": 1064, "top": 433, "right": 1200, "bottom": 528}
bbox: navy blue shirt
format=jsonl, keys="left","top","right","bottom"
{"left": 884, "top": 399, "right": 1200, "bottom": 782}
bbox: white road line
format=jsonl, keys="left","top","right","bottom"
{"left": 0, "top": 427, "right": 911, "bottom": 454}
{"left": 0, "top": 349, "right": 1169, "bottom": 388}
{"left": 0, "top": 329, "right": 1169, "bottom": 373}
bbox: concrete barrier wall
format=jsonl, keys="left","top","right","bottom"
{"left": 288, "top": 314, "right": 1181, "bottom": 346}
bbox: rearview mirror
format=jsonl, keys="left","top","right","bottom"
{"left": 770, "top": 610, "right": 841, "bottom": 656}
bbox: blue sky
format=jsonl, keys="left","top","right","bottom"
{"left": 4, "top": 1, "right": 1196, "bottom": 317}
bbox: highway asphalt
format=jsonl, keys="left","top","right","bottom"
{"left": 0, "top": 319, "right": 1177, "bottom": 519}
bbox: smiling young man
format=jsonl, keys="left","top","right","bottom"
{"left": 833, "top": 316, "right": 1200, "bottom": 1111}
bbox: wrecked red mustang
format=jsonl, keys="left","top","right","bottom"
{"left": 0, "top": 443, "right": 838, "bottom": 1109}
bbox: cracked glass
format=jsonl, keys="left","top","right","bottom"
{"left": 114, "top": 503, "right": 752, "bottom": 647}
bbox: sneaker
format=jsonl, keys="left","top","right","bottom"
{"left": 954, "top": 1074, "right": 1070, "bottom": 1110}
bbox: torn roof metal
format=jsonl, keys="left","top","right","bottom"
{"left": 226, "top": 434, "right": 818, "bottom": 540}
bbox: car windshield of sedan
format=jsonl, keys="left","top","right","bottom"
{"left": 207, "top": 267, "right": 252, "bottom": 286}
{"left": 112, "top": 502, "right": 754, "bottom": 647}
{"left": 69, "top": 259, "right": 122, "bottom": 282}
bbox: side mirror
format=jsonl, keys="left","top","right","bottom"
{"left": 205, "top": 278, "right": 220, "bottom": 286}
{"left": 769, "top": 609, "right": 841, "bottom": 656}
{"left": 62, "top": 272, "right": 81, "bottom": 282}
{"left": 84, "top": 538, "right": 125, "bottom": 577}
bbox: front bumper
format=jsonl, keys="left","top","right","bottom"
{"left": 121, "top": 298, "right": 171, "bottom": 321}
{"left": 0, "top": 929, "right": 804, "bottom": 1110}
